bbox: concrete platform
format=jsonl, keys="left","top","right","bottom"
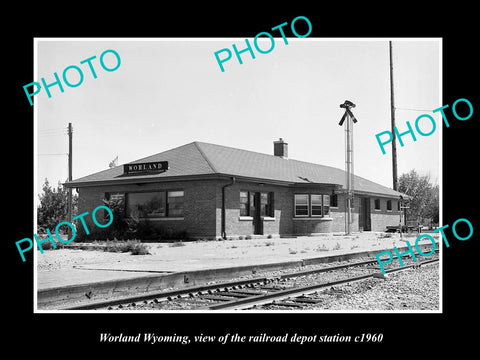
{"left": 36, "top": 233, "right": 440, "bottom": 310}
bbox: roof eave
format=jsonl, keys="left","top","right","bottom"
{"left": 64, "top": 172, "right": 405, "bottom": 199}
{"left": 337, "top": 189, "right": 408, "bottom": 199}
{"left": 64, "top": 173, "right": 345, "bottom": 189}
{"left": 63, "top": 173, "right": 224, "bottom": 188}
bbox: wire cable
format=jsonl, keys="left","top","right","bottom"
{"left": 395, "top": 107, "right": 433, "bottom": 112}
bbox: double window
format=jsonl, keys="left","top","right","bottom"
{"left": 375, "top": 198, "right": 397, "bottom": 211}
{"left": 294, "top": 194, "right": 330, "bottom": 217}
{"left": 121, "top": 190, "right": 184, "bottom": 218}
{"left": 240, "top": 191, "right": 274, "bottom": 217}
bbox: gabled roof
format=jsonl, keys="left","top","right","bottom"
{"left": 66, "top": 141, "right": 403, "bottom": 198}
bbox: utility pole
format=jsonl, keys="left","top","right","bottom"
{"left": 389, "top": 41, "right": 398, "bottom": 191}
{"left": 67, "top": 122, "right": 73, "bottom": 237}
{"left": 339, "top": 100, "right": 358, "bottom": 235}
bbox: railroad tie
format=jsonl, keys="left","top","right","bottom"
{"left": 292, "top": 297, "right": 323, "bottom": 304}
{"left": 271, "top": 301, "right": 304, "bottom": 308}
{"left": 201, "top": 295, "right": 239, "bottom": 302}
{"left": 227, "top": 289, "right": 264, "bottom": 296}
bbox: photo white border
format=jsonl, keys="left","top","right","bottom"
{"left": 33, "top": 37, "right": 443, "bottom": 314}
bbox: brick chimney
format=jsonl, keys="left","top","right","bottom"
{"left": 273, "top": 138, "right": 288, "bottom": 159}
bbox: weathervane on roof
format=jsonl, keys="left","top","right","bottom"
{"left": 338, "top": 100, "right": 358, "bottom": 235}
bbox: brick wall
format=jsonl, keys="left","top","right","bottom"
{"left": 222, "top": 182, "right": 336, "bottom": 238}
{"left": 330, "top": 193, "right": 402, "bottom": 233}
{"left": 222, "top": 181, "right": 291, "bottom": 238}
{"left": 76, "top": 179, "right": 219, "bottom": 239}
{"left": 329, "top": 194, "right": 359, "bottom": 233}
{"left": 76, "top": 178, "right": 404, "bottom": 240}
{"left": 292, "top": 218, "right": 333, "bottom": 234}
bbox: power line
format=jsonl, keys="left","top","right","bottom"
{"left": 38, "top": 129, "right": 67, "bottom": 133}
{"left": 38, "top": 153, "right": 68, "bottom": 156}
{"left": 395, "top": 107, "right": 433, "bottom": 112}
{"left": 38, "top": 131, "right": 68, "bottom": 136}
{"left": 39, "top": 126, "right": 66, "bottom": 131}
{"left": 38, "top": 134, "right": 68, "bottom": 138}
{"left": 38, "top": 126, "right": 69, "bottom": 132}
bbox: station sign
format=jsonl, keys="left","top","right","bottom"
{"left": 123, "top": 161, "right": 169, "bottom": 175}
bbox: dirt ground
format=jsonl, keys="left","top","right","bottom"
{"left": 37, "top": 232, "right": 439, "bottom": 272}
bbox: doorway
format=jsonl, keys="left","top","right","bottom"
{"left": 250, "top": 192, "right": 263, "bottom": 235}
{"left": 359, "top": 197, "right": 371, "bottom": 231}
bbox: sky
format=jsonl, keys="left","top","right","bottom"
{"left": 35, "top": 38, "right": 441, "bottom": 196}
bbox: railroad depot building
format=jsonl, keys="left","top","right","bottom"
{"left": 65, "top": 140, "right": 405, "bottom": 239}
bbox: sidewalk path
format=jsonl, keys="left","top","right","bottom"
{"left": 37, "top": 232, "right": 439, "bottom": 291}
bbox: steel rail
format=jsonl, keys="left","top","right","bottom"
{"left": 62, "top": 276, "right": 270, "bottom": 310}
{"left": 207, "top": 258, "right": 440, "bottom": 310}
{"left": 62, "top": 257, "right": 386, "bottom": 310}
{"left": 62, "top": 253, "right": 438, "bottom": 310}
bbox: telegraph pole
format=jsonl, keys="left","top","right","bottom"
{"left": 389, "top": 41, "right": 398, "bottom": 191}
{"left": 339, "top": 100, "right": 358, "bottom": 235}
{"left": 67, "top": 123, "right": 73, "bottom": 237}
{"left": 345, "top": 110, "right": 353, "bottom": 234}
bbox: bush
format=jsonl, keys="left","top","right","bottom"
{"left": 315, "top": 244, "right": 329, "bottom": 252}
{"left": 76, "top": 226, "right": 112, "bottom": 242}
{"left": 129, "top": 242, "right": 151, "bottom": 255}
{"left": 37, "top": 236, "right": 54, "bottom": 251}
{"left": 37, "top": 179, "right": 78, "bottom": 233}
{"left": 130, "top": 219, "right": 160, "bottom": 241}
{"left": 74, "top": 197, "right": 189, "bottom": 242}
{"left": 378, "top": 233, "right": 392, "bottom": 239}
{"left": 103, "top": 240, "right": 150, "bottom": 255}
{"left": 169, "top": 241, "right": 185, "bottom": 247}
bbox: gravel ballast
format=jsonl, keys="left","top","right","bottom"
{"left": 303, "top": 263, "right": 440, "bottom": 311}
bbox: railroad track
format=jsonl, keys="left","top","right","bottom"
{"left": 207, "top": 257, "right": 439, "bottom": 310}
{"left": 64, "top": 252, "right": 438, "bottom": 311}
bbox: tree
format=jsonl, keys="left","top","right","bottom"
{"left": 398, "top": 170, "right": 439, "bottom": 227}
{"left": 425, "top": 183, "right": 439, "bottom": 224}
{"left": 37, "top": 179, "right": 78, "bottom": 233}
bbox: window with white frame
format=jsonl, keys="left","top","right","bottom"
{"left": 295, "top": 194, "right": 330, "bottom": 217}
{"left": 294, "top": 194, "right": 309, "bottom": 216}
{"left": 311, "top": 194, "right": 322, "bottom": 216}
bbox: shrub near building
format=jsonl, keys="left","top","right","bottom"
{"left": 37, "top": 179, "right": 78, "bottom": 234}
{"left": 75, "top": 197, "right": 189, "bottom": 242}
